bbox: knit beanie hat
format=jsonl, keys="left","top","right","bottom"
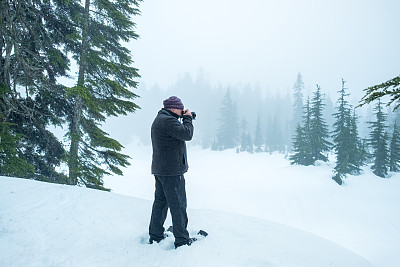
{"left": 163, "top": 96, "right": 184, "bottom": 110}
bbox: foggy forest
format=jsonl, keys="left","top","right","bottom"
{"left": 1, "top": 0, "right": 400, "bottom": 266}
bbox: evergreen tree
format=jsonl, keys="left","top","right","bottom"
{"left": 291, "top": 73, "right": 304, "bottom": 143}
{"left": 369, "top": 100, "right": 390, "bottom": 178}
{"left": 323, "top": 94, "right": 335, "bottom": 138}
{"left": 241, "top": 133, "right": 253, "bottom": 153}
{"left": 331, "top": 80, "right": 351, "bottom": 184}
{"left": 64, "top": 0, "right": 142, "bottom": 190}
{"left": 232, "top": 103, "right": 239, "bottom": 148}
{"left": 309, "top": 85, "right": 331, "bottom": 162}
{"left": 267, "top": 115, "right": 284, "bottom": 153}
{"left": 239, "top": 118, "right": 253, "bottom": 153}
{"left": 211, "top": 139, "right": 218, "bottom": 151}
{"left": 240, "top": 118, "right": 248, "bottom": 152}
{"left": 265, "top": 117, "right": 272, "bottom": 152}
{"left": 290, "top": 125, "right": 309, "bottom": 165}
{"left": 1, "top": 0, "right": 73, "bottom": 182}
{"left": 290, "top": 98, "right": 313, "bottom": 165}
{"left": 0, "top": 115, "right": 34, "bottom": 177}
{"left": 217, "top": 89, "right": 239, "bottom": 150}
{"left": 247, "top": 133, "right": 254, "bottom": 153}
{"left": 254, "top": 114, "right": 263, "bottom": 152}
{"left": 389, "top": 121, "right": 400, "bottom": 172}
{"left": 331, "top": 80, "right": 361, "bottom": 184}
{"left": 349, "top": 110, "right": 365, "bottom": 170}
{"left": 360, "top": 138, "right": 371, "bottom": 164}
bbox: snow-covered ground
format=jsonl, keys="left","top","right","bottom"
{"left": 1, "top": 176, "right": 374, "bottom": 267}
{"left": 104, "top": 143, "right": 400, "bottom": 267}
{"left": 1, "top": 143, "right": 399, "bottom": 266}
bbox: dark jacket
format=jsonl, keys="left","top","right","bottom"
{"left": 151, "top": 108, "right": 194, "bottom": 176}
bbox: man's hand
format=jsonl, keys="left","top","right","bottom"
{"left": 183, "top": 109, "right": 192, "bottom": 117}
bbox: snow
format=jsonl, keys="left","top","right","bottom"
{"left": 1, "top": 143, "right": 399, "bottom": 266}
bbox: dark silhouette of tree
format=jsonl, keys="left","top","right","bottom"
{"left": 368, "top": 100, "right": 390, "bottom": 178}
{"left": 309, "top": 85, "right": 331, "bottom": 162}
{"left": 291, "top": 73, "right": 304, "bottom": 143}
{"left": 65, "top": 0, "right": 142, "bottom": 190}
{"left": 0, "top": 0, "right": 76, "bottom": 182}
{"left": 331, "top": 79, "right": 362, "bottom": 185}
{"left": 389, "top": 121, "right": 400, "bottom": 172}
{"left": 254, "top": 114, "right": 263, "bottom": 152}
{"left": 290, "top": 98, "right": 313, "bottom": 165}
{"left": 217, "top": 89, "right": 239, "bottom": 150}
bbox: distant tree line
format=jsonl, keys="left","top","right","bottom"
{"left": 212, "top": 73, "right": 333, "bottom": 154}
{"left": 133, "top": 70, "right": 297, "bottom": 152}
{"left": 210, "top": 73, "right": 400, "bottom": 185}
{"left": 129, "top": 69, "right": 400, "bottom": 185}
{"left": 289, "top": 78, "right": 400, "bottom": 184}
{"left": 0, "top": 0, "right": 142, "bottom": 190}
{"left": 212, "top": 87, "right": 296, "bottom": 153}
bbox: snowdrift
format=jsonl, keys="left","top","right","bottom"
{"left": 105, "top": 146, "right": 400, "bottom": 266}
{"left": 0, "top": 176, "right": 373, "bottom": 267}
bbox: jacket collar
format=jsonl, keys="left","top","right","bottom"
{"left": 161, "top": 108, "right": 181, "bottom": 119}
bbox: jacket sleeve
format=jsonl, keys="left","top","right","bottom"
{"left": 164, "top": 115, "right": 194, "bottom": 141}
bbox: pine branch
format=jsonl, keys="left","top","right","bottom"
{"left": 359, "top": 76, "right": 400, "bottom": 110}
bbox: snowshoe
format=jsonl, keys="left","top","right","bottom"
{"left": 167, "top": 226, "right": 208, "bottom": 237}
{"left": 174, "top": 237, "right": 197, "bottom": 249}
{"left": 148, "top": 232, "right": 169, "bottom": 244}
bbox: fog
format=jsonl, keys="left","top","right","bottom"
{"left": 104, "top": 0, "right": 400, "bottom": 147}
{"left": 130, "top": 0, "right": 400, "bottom": 97}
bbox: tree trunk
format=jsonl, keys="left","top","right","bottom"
{"left": 0, "top": 1, "right": 4, "bottom": 79}
{"left": 3, "top": 4, "right": 12, "bottom": 89}
{"left": 68, "top": 0, "right": 90, "bottom": 185}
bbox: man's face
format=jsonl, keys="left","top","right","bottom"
{"left": 170, "top": 108, "right": 183, "bottom": 117}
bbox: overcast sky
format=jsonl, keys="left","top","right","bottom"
{"left": 129, "top": 0, "right": 400, "bottom": 99}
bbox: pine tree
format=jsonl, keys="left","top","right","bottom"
{"left": 309, "top": 85, "right": 331, "bottom": 162}
{"left": 211, "top": 139, "right": 218, "bottom": 151}
{"left": 240, "top": 118, "right": 248, "bottom": 152}
{"left": 290, "top": 125, "right": 309, "bottom": 165}
{"left": 254, "top": 114, "right": 263, "bottom": 152}
{"left": 265, "top": 117, "right": 272, "bottom": 153}
{"left": 331, "top": 80, "right": 351, "bottom": 183}
{"left": 267, "top": 115, "right": 284, "bottom": 153}
{"left": 1, "top": 0, "right": 73, "bottom": 182}
{"left": 291, "top": 73, "right": 304, "bottom": 143}
{"left": 0, "top": 115, "right": 34, "bottom": 177}
{"left": 359, "top": 138, "right": 372, "bottom": 165}
{"left": 389, "top": 121, "right": 400, "bottom": 172}
{"left": 239, "top": 118, "right": 254, "bottom": 153}
{"left": 290, "top": 98, "right": 313, "bottom": 165}
{"left": 369, "top": 100, "right": 390, "bottom": 178}
{"left": 65, "top": 0, "right": 142, "bottom": 189}
{"left": 217, "top": 89, "right": 239, "bottom": 150}
{"left": 331, "top": 80, "right": 362, "bottom": 184}
{"left": 247, "top": 133, "right": 254, "bottom": 153}
{"left": 349, "top": 110, "right": 364, "bottom": 172}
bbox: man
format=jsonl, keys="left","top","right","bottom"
{"left": 149, "top": 96, "right": 195, "bottom": 249}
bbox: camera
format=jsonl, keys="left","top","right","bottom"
{"left": 182, "top": 110, "right": 197, "bottom": 120}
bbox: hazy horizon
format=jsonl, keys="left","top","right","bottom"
{"left": 130, "top": 0, "right": 400, "bottom": 100}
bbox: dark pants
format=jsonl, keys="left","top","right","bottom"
{"left": 149, "top": 175, "right": 190, "bottom": 246}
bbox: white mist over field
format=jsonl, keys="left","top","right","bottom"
{"left": 132, "top": 0, "right": 400, "bottom": 98}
